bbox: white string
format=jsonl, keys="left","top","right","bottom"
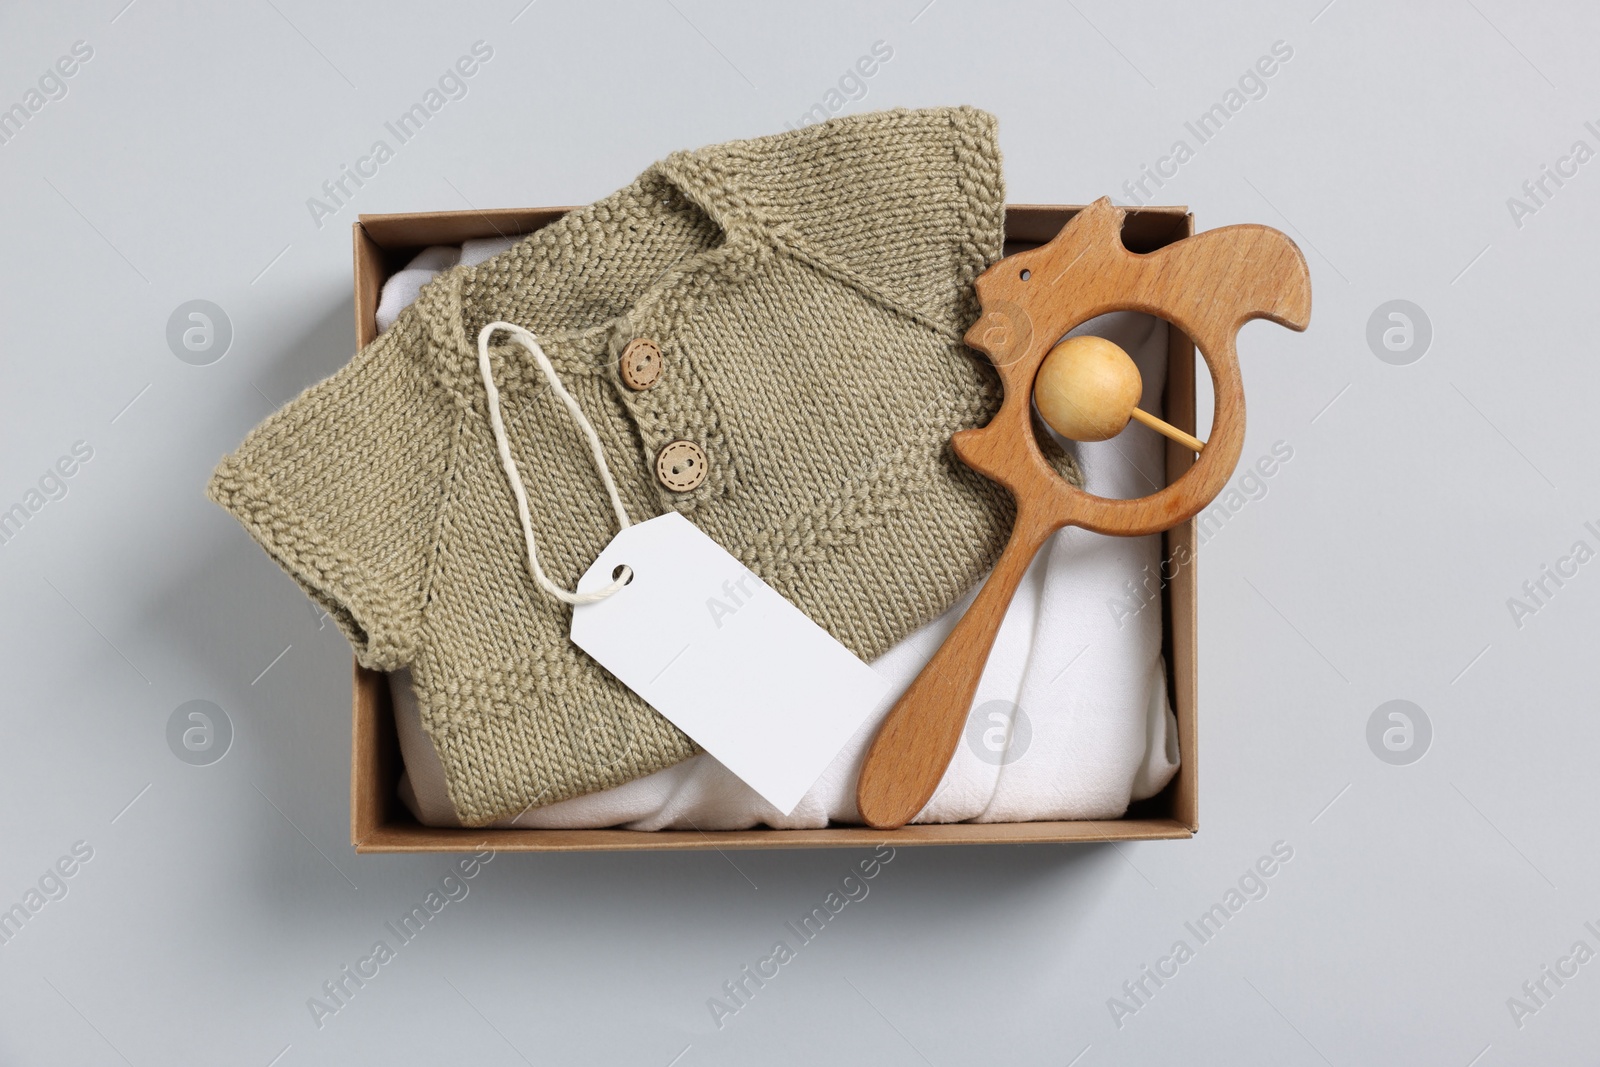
{"left": 477, "top": 321, "right": 633, "bottom": 606}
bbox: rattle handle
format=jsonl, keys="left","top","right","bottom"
{"left": 855, "top": 512, "right": 1053, "bottom": 829}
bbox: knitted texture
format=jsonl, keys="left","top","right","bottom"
{"left": 207, "top": 107, "right": 1081, "bottom": 826}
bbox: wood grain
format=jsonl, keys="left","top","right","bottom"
{"left": 855, "top": 197, "right": 1311, "bottom": 830}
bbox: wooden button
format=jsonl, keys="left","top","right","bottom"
{"left": 619, "top": 339, "right": 663, "bottom": 390}
{"left": 655, "top": 440, "right": 707, "bottom": 492}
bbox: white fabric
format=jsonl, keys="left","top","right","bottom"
{"left": 374, "top": 237, "right": 519, "bottom": 332}
{"left": 380, "top": 243, "right": 1179, "bottom": 828}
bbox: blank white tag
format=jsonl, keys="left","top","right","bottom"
{"left": 570, "top": 512, "right": 888, "bottom": 814}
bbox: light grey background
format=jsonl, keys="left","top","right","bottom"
{"left": 1, "top": 1, "right": 1595, "bottom": 1063}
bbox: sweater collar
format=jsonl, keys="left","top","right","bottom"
{"left": 411, "top": 155, "right": 766, "bottom": 407}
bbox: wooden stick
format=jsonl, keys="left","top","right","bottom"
{"left": 1129, "top": 407, "right": 1205, "bottom": 452}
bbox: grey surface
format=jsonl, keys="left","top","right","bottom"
{"left": 1, "top": 1, "right": 1595, "bottom": 1063}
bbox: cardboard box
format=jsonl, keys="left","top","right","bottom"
{"left": 349, "top": 204, "right": 1199, "bottom": 852}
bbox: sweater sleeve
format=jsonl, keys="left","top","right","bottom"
{"left": 675, "top": 106, "right": 1006, "bottom": 336}
{"left": 205, "top": 312, "right": 456, "bottom": 671}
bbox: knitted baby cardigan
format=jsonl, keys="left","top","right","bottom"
{"left": 207, "top": 106, "right": 1079, "bottom": 826}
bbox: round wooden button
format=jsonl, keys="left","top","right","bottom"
{"left": 656, "top": 440, "right": 707, "bottom": 492}
{"left": 619, "top": 338, "right": 663, "bottom": 390}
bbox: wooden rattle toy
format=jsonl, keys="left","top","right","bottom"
{"left": 855, "top": 198, "right": 1312, "bottom": 830}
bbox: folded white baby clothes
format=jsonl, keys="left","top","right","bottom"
{"left": 373, "top": 236, "right": 520, "bottom": 333}
{"left": 380, "top": 243, "right": 1179, "bottom": 829}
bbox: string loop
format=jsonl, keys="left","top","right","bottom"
{"left": 476, "top": 321, "right": 632, "bottom": 606}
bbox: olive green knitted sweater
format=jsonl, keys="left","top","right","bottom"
{"left": 207, "top": 106, "right": 1079, "bottom": 827}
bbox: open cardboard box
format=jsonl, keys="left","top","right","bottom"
{"left": 349, "top": 204, "right": 1199, "bottom": 852}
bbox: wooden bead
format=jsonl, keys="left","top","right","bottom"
{"left": 1034, "top": 335, "right": 1208, "bottom": 453}
{"left": 1033, "top": 335, "right": 1142, "bottom": 442}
